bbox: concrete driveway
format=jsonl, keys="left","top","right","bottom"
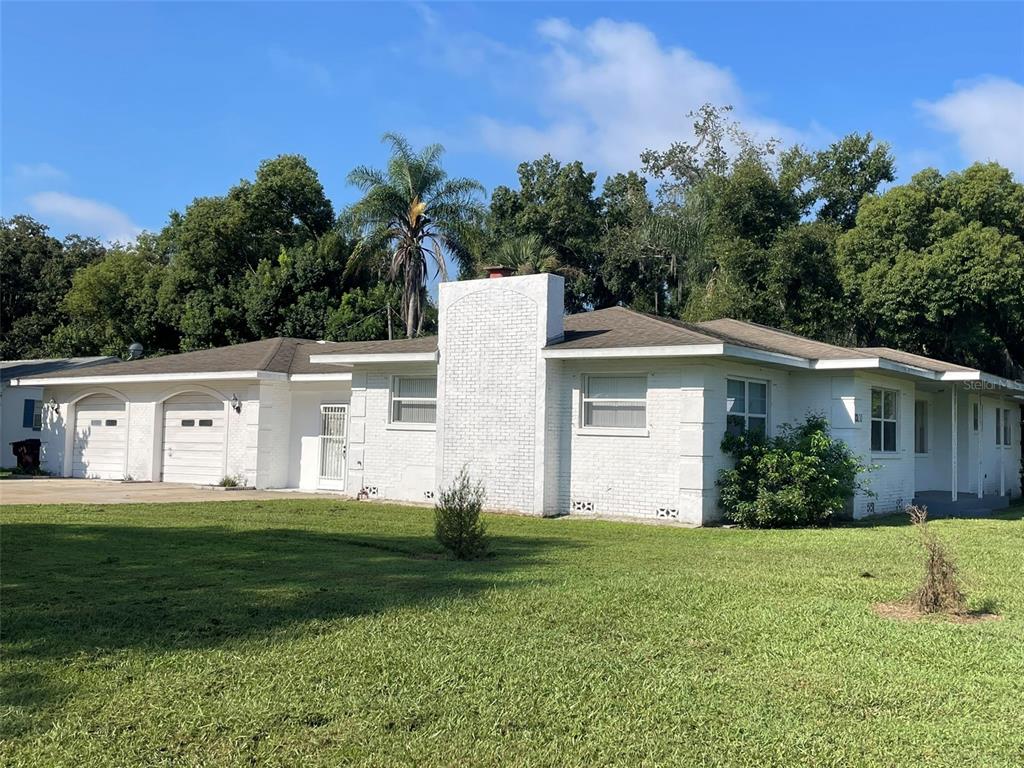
{"left": 0, "top": 478, "right": 338, "bottom": 505}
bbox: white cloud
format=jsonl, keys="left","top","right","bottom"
{"left": 472, "top": 18, "right": 806, "bottom": 173}
{"left": 27, "top": 191, "right": 143, "bottom": 244}
{"left": 917, "top": 77, "right": 1024, "bottom": 176}
{"left": 13, "top": 162, "right": 68, "bottom": 182}
{"left": 269, "top": 47, "right": 333, "bottom": 91}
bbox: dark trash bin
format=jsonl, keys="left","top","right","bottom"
{"left": 11, "top": 438, "right": 41, "bottom": 473}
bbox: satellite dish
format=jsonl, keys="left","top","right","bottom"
{"left": 127, "top": 342, "right": 144, "bottom": 360}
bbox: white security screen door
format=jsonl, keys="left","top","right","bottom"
{"left": 318, "top": 404, "right": 348, "bottom": 490}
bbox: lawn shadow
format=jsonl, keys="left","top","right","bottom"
{"left": 1, "top": 522, "right": 572, "bottom": 665}
{"left": 843, "top": 507, "right": 1023, "bottom": 528}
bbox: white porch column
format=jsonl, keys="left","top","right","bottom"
{"left": 950, "top": 387, "right": 958, "bottom": 502}
{"left": 976, "top": 391, "right": 983, "bottom": 498}
{"left": 1000, "top": 396, "right": 1006, "bottom": 497}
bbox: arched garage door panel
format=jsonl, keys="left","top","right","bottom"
{"left": 162, "top": 394, "right": 226, "bottom": 485}
{"left": 73, "top": 395, "right": 127, "bottom": 479}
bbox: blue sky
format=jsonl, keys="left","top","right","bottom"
{"left": 3, "top": 1, "right": 1023, "bottom": 243}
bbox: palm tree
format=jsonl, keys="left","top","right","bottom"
{"left": 345, "top": 133, "right": 485, "bottom": 338}
{"left": 490, "top": 234, "right": 569, "bottom": 277}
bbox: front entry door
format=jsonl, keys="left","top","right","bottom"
{"left": 318, "top": 404, "right": 348, "bottom": 490}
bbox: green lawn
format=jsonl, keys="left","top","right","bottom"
{"left": 2, "top": 501, "right": 1022, "bottom": 767}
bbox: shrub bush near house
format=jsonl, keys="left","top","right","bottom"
{"left": 434, "top": 468, "right": 489, "bottom": 559}
{"left": 718, "top": 414, "right": 870, "bottom": 528}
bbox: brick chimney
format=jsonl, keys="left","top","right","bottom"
{"left": 486, "top": 265, "right": 515, "bottom": 279}
{"left": 436, "top": 273, "right": 564, "bottom": 515}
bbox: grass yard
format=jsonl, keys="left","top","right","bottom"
{"left": 2, "top": 501, "right": 1022, "bottom": 767}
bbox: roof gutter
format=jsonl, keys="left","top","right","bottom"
{"left": 10, "top": 370, "right": 289, "bottom": 386}
{"left": 309, "top": 351, "right": 439, "bottom": 364}
{"left": 940, "top": 370, "right": 1024, "bottom": 393}
{"left": 541, "top": 343, "right": 725, "bottom": 360}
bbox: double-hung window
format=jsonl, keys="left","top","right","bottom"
{"left": 914, "top": 400, "right": 928, "bottom": 454}
{"left": 390, "top": 376, "right": 437, "bottom": 425}
{"left": 22, "top": 399, "right": 42, "bottom": 431}
{"left": 996, "top": 408, "right": 1011, "bottom": 447}
{"left": 871, "top": 388, "right": 898, "bottom": 452}
{"left": 725, "top": 378, "right": 768, "bottom": 436}
{"left": 581, "top": 375, "right": 647, "bottom": 430}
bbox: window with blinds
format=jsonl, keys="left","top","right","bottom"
{"left": 581, "top": 375, "right": 647, "bottom": 430}
{"left": 390, "top": 376, "right": 437, "bottom": 425}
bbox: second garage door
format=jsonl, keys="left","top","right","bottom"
{"left": 162, "top": 393, "right": 226, "bottom": 485}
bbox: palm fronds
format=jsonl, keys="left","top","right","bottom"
{"left": 345, "top": 133, "right": 486, "bottom": 337}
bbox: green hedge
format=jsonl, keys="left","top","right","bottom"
{"left": 717, "top": 414, "right": 872, "bottom": 527}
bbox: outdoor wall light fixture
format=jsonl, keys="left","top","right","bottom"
{"left": 47, "top": 398, "right": 60, "bottom": 415}
{"left": 230, "top": 394, "right": 241, "bottom": 413}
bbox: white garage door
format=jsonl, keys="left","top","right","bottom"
{"left": 72, "top": 395, "right": 127, "bottom": 479}
{"left": 162, "top": 394, "right": 226, "bottom": 485}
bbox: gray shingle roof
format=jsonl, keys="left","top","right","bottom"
{"left": 859, "top": 347, "right": 977, "bottom": 373}
{"left": 15, "top": 338, "right": 352, "bottom": 381}
{"left": 12, "top": 308, "right": 985, "bottom": 382}
{"left": 554, "top": 307, "right": 722, "bottom": 349}
{"left": 305, "top": 336, "right": 439, "bottom": 356}
{"left": 696, "top": 318, "right": 876, "bottom": 361}
{"left": 0, "top": 357, "right": 119, "bottom": 384}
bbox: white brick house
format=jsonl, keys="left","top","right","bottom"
{"left": 14, "top": 272, "right": 1022, "bottom": 523}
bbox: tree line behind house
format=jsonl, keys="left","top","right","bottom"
{"left": 2, "top": 105, "right": 1022, "bottom": 378}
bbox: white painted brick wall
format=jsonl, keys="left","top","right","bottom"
{"left": 558, "top": 360, "right": 688, "bottom": 522}
{"left": 346, "top": 367, "right": 438, "bottom": 503}
{"left": 843, "top": 373, "right": 916, "bottom": 518}
{"left": 440, "top": 288, "right": 538, "bottom": 511}
{"left": 436, "top": 274, "right": 563, "bottom": 515}
{"left": 256, "top": 382, "right": 292, "bottom": 488}
{"left": 224, "top": 384, "right": 260, "bottom": 487}
{"left": 125, "top": 401, "right": 156, "bottom": 481}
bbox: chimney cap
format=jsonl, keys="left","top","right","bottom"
{"left": 485, "top": 265, "right": 516, "bottom": 279}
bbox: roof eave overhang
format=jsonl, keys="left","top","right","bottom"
{"left": 288, "top": 373, "right": 353, "bottom": 382}
{"left": 542, "top": 343, "right": 812, "bottom": 368}
{"left": 10, "top": 370, "right": 289, "bottom": 386}
{"left": 813, "top": 357, "right": 939, "bottom": 378}
{"left": 541, "top": 343, "right": 725, "bottom": 360}
{"left": 941, "top": 371, "right": 1024, "bottom": 395}
{"left": 309, "top": 351, "right": 438, "bottom": 364}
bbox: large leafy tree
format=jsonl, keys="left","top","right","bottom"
{"left": 598, "top": 171, "right": 713, "bottom": 314}
{"left": 158, "top": 154, "right": 339, "bottom": 349}
{"left": 488, "top": 155, "right": 603, "bottom": 311}
{"left": 0, "top": 216, "right": 106, "bottom": 359}
{"left": 47, "top": 234, "right": 173, "bottom": 357}
{"left": 640, "top": 105, "right": 893, "bottom": 342}
{"left": 838, "top": 163, "right": 1024, "bottom": 375}
{"left": 345, "top": 133, "right": 484, "bottom": 338}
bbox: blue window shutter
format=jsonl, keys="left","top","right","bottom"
{"left": 23, "top": 399, "right": 35, "bottom": 429}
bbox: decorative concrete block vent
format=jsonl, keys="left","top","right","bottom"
{"left": 424, "top": 489, "right": 436, "bottom": 501}
{"left": 357, "top": 485, "right": 380, "bottom": 500}
{"left": 656, "top": 507, "right": 680, "bottom": 520}
{"left": 571, "top": 499, "right": 594, "bottom": 513}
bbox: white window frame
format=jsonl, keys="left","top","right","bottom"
{"left": 997, "top": 407, "right": 1012, "bottom": 447}
{"left": 387, "top": 374, "right": 437, "bottom": 430}
{"left": 871, "top": 387, "right": 899, "bottom": 454}
{"left": 577, "top": 373, "right": 649, "bottom": 436}
{"left": 32, "top": 399, "right": 43, "bottom": 431}
{"left": 914, "top": 399, "right": 929, "bottom": 455}
{"left": 725, "top": 377, "right": 770, "bottom": 436}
